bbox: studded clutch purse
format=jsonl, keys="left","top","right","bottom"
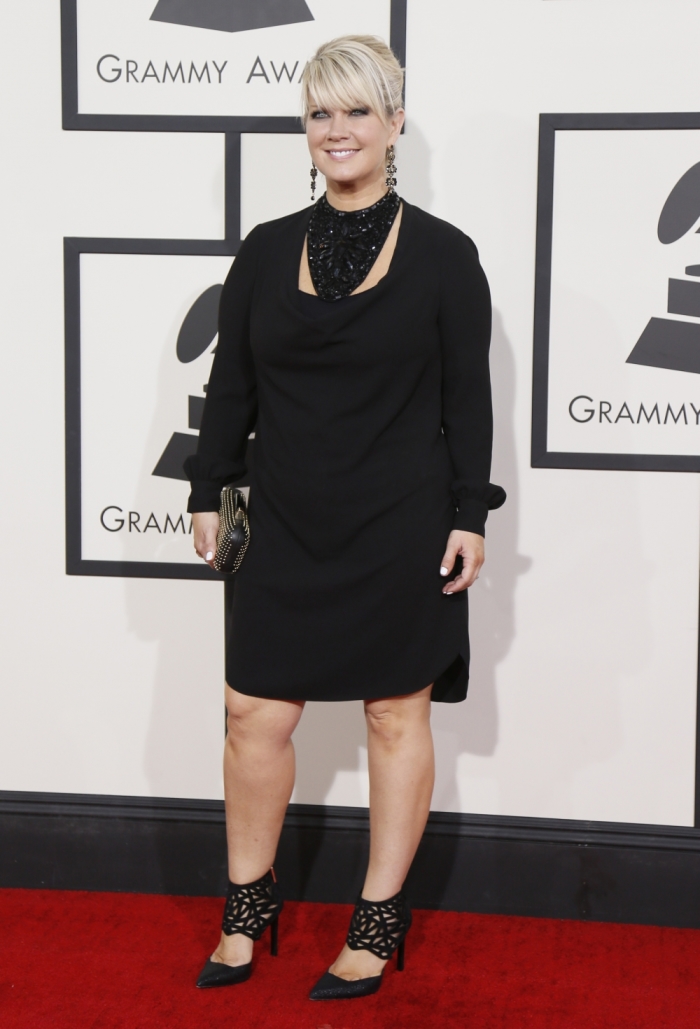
{"left": 213, "top": 485, "right": 250, "bottom": 575}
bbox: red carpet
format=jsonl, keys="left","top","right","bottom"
{"left": 2, "top": 889, "right": 700, "bottom": 1028}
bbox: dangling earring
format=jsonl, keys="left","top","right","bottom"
{"left": 386, "top": 145, "right": 397, "bottom": 192}
{"left": 310, "top": 163, "right": 318, "bottom": 202}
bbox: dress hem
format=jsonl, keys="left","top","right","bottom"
{"left": 224, "top": 649, "right": 469, "bottom": 705}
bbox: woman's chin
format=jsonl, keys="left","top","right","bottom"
{"left": 323, "top": 170, "right": 376, "bottom": 191}
{"left": 323, "top": 166, "right": 359, "bottom": 182}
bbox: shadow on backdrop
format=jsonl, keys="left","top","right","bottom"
{"left": 409, "top": 308, "right": 529, "bottom": 906}
{"left": 448, "top": 309, "right": 528, "bottom": 758}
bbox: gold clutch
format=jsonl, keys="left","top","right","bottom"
{"left": 213, "top": 485, "right": 250, "bottom": 574}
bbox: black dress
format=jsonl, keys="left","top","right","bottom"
{"left": 186, "top": 199, "right": 505, "bottom": 703}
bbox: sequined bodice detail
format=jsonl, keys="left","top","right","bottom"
{"left": 307, "top": 191, "right": 401, "bottom": 302}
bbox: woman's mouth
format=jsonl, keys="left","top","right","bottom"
{"left": 326, "top": 149, "right": 359, "bottom": 160}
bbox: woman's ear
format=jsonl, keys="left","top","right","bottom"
{"left": 388, "top": 109, "right": 405, "bottom": 146}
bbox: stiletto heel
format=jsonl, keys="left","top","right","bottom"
{"left": 309, "top": 890, "right": 411, "bottom": 1000}
{"left": 196, "top": 868, "right": 283, "bottom": 989}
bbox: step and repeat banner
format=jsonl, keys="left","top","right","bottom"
{"left": 44, "top": 0, "right": 700, "bottom": 822}
{"left": 69, "top": 7, "right": 700, "bottom": 557}
{"left": 61, "top": 0, "right": 406, "bottom": 578}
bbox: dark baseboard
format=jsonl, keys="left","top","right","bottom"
{"left": 2, "top": 790, "right": 700, "bottom": 927}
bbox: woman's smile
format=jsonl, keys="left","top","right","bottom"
{"left": 326, "top": 148, "right": 360, "bottom": 160}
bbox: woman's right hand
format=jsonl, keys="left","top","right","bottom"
{"left": 193, "top": 511, "right": 220, "bottom": 568}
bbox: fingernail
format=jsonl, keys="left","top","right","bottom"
{"left": 205, "top": 551, "right": 213, "bottom": 560}
{"left": 445, "top": 590, "right": 453, "bottom": 595}
{"left": 440, "top": 566, "right": 448, "bottom": 576}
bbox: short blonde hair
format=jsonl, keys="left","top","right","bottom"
{"left": 301, "top": 36, "right": 404, "bottom": 125}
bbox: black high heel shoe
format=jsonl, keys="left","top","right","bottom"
{"left": 309, "top": 890, "right": 412, "bottom": 1000}
{"left": 196, "top": 868, "right": 283, "bottom": 989}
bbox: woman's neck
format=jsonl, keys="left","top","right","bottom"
{"left": 325, "top": 177, "right": 389, "bottom": 212}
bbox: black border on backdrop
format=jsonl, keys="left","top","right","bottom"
{"left": 60, "top": 0, "right": 408, "bottom": 133}
{"left": 532, "top": 111, "right": 700, "bottom": 473}
{"left": 5, "top": 790, "right": 700, "bottom": 925}
{"left": 64, "top": 235, "right": 238, "bottom": 581}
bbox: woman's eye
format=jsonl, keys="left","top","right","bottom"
{"left": 350, "top": 108, "right": 369, "bottom": 116}
{"left": 311, "top": 110, "right": 329, "bottom": 119}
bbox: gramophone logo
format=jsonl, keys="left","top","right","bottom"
{"left": 150, "top": 279, "right": 254, "bottom": 487}
{"left": 627, "top": 162, "right": 700, "bottom": 376}
{"left": 152, "top": 283, "right": 222, "bottom": 480}
{"left": 150, "top": 0, "right": 314, "bottom": 33}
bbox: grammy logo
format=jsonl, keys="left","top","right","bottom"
{"left": 151, "top": 282, "right": 255, "bottom": 485}
{"left": 152, "top": 284, "right": 220, "bottom": 481}
{"left": 627, "top": 161, "right": 700, "bottom": 375}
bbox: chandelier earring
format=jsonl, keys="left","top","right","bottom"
{"left": 385, "top": 145, "right": 397, "bottom": 192}
{"left": 310, "top": 163, "right": 318, "bottom": 202}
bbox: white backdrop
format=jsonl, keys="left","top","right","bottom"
{"left": 1, "top": 0, "right": 699, "bottom": 825}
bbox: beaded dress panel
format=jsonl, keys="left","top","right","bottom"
{"left": 307, "top": 191, "right": 401, "bottom": 301}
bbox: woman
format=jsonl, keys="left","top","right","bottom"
{"left": 186, "top": 35, "right": 505, "bottom": 1001}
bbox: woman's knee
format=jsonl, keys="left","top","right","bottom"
{"left": 225, "top": 687, "right": 303, "bottom": 749}
{"left": 365, "top": 705, "right": 403, "bottom": 747}
{"left": 365, "top": 688, "right": 431, "bottom": 746}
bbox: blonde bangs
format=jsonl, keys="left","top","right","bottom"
{"left": 301, "top": 36, "right": 404, "bottom": 125}
{"left": 304, "top": 69, "right": 377, "bottom": 122}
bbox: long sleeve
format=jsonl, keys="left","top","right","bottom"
{"left": 438, "top": 230, "right": 506, "bottom": 536}
{"left": 185, "top": 226, "right": 261, "bottom": 512}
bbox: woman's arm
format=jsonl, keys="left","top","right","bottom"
{"left": 437, "top": 230, "right": 506, "bottom": 592}
{"left": 185, "top": 226, "right": 262, "bottom": 565}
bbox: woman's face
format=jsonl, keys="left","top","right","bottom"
{"left": 306, "top": 101, "right": 404, "bottom": 196}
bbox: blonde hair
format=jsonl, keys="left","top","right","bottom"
{"left": 301, "top": 35, "right": 404, "bottom": 125}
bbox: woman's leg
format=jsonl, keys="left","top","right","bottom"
{"left": 212, "top": 686, "right": 305, "bottom": 967}
{"left": 329, "top": 683, "right": 434, "bottom": 980}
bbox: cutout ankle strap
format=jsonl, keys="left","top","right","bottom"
{"left": 221, "top": 869, "right": 283, "bottom": 940}
{"left": 346, "top": 891, "right": 412, "bottom": 961}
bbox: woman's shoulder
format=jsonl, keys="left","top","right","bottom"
{"left": 246, "top": 206, "right": 312, "bottom": 245}
{"left": 403, "top": 200, "right": 480, "bottom": 260}
{"left": 230, "top": 206, "right": 310, "bottom": 279}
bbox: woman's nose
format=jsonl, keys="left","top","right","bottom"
{"left": 327, "top": 117, "right": 351, "bottom": 140}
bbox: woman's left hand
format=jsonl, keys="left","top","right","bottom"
{"left": 440, "top": 530, "right": 485, "bottom": 593}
